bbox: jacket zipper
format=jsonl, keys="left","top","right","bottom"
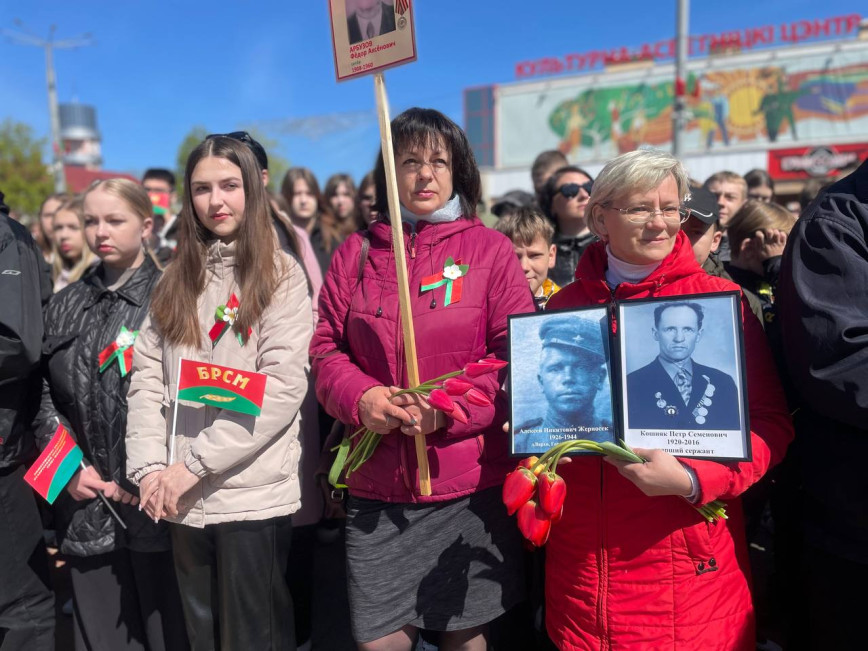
{"left": 597, "top": 282, "right": 617, "bottom": 647}
{"left": 597, "top": 459, "right": 609, "bottom": 648}
{"left": 410, "top": 232, "right": 417, "bottom": 259}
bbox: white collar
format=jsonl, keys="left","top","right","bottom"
{"left": 604, "top": 245, "right": 661, "bottom": 287}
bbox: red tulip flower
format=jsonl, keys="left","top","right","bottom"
{"left": 518, "top": 456, "right": 543, "bottom": 476}
{"left": 502, "top": 467, "right": 537, "bottom": 515}
{"left": 464, "top": 387, "right": 491, "bottom": 407}
{"left": 538, "top": 471, "right": 567, "bottom": 517}
{"left": 427, "top": 389, "right": 455, "bottom": 413}
{"left": 516, "top": 499, "right": 552, "bottom": 547}
{"left": 464, "top": 358, "right": 507, "bottom": 377}
{"left": 450, "top": 405, "right": 469, "bottom": 424}
{"left": 443, "top": 377, "right": 474, "bottom": 396}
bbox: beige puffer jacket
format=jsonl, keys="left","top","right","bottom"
{"left": 125, "top": 240, "right": 313, "bottom": 527}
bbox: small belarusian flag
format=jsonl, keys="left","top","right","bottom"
{"left": 148, "top": 191, "right": 171, "bottom": 216}
{"left": 24, "top": 424, "right": 84, "bottom": 504}
{"left": 177, "top": 358, "right": 267, "bottom": 417}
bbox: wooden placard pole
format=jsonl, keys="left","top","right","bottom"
{"left": 373, "top": 72, "right": 431, "bottom": 496}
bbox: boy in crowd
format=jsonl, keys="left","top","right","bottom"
{"left": 495, "top": 206, "right": 559, "bottom": 310}
{"left": 704, "top": 170, "right": 747, "bottom": 262}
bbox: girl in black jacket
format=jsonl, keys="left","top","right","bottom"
{"left": 34, "top": 179, "right": 188, "bottom": 651}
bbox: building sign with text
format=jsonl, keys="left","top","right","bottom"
{"left": 768, "top": 143, "right": 868, "bottom": 180}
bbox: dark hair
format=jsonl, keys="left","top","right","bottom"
{"left": 531, "top": 150, "right": 569, "bottom": 190}
{"left": 150, "top": 137, "right": 282, "bottom": 347}
{"left": 744, "top": 168, "right": 774, "bottom": 193}
{"left": 540, "top": 165, "right": 595, "bottom": 222}
{"left": 142, "top": 168, "right": 176, "bottom": 191}
{"left": 281, "top": 167, "right": 342, "bottom": 252}
{"left": 324, "top": 173, "right": 358, "bottom": 237}
{"left": 799, "top": 178, "right": 827, "bottom": 210}
{"left": 373, "top": 107, "right": 481, "bottom": 219}
{"left": 653, "top": 302, "right": 704, "bottom": 330}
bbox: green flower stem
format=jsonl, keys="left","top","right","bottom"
{"left": 528, "top": 438, "right": 728, "bottom": 523}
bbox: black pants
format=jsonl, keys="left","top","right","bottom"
{"left": 0, "top": 465, "right": 54, "bottom": 651}
{"left": 67, "top": 548, "right": 189, "bottom": 651}
{"left": 171, "top": 516, "right": 295, "bottom": 651}
{"left": 791, "top": 544, "right": 868, "bottom": 650}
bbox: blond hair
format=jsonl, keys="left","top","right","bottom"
{"left": 586, "top": 149, "right": 690, "bottom": 238}
{"left": 51, "top": 196, "right": 96, "bottom": 285}
{"left": 493, "top": 206, "right": 554, "bottom": 246}
{"left": 83, "top": 178, "right": 162, "bottom": 269}
{"left": 727, "top": 201, "right": 797, "bottom": 257}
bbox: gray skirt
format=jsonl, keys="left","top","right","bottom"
{"left": 345, "top": 485, "right": 525, "bottom": 643}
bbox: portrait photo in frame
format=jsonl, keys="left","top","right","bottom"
{"left": 508, "top": 307, "right": 616, "bottom": 456}
{"left": 616, "top": 291, "right": 751, "bottom": 462}
{"left": 328, "top": 0, "right": 417, "bottom": 82}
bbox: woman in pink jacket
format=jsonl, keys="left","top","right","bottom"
{"left": 310, "top": 108, "right": 535, "bottom": 650}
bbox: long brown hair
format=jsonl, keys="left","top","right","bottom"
{"left": 150, "top": 137, "right": 281, "bottom": 347}
{"left": 280, "top": 167, "right": 342, "bottom": 253}
{"left": 324, "top": 172, "right": 358, "bottom": 238}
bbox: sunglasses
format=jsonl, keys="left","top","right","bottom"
{"left": 205, "top": 131, "right": 253, "bottom": 144}
{"left": 556, "top": 181, "right": 593, "bottom": 199}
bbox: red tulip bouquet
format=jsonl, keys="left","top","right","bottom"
{"left": 503, "top": 439, "right": 729, "bottom": 547}
{"left": 328, "top": 358, "right": 508, "bottom": 488}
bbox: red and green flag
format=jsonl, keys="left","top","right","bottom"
{"left": 24, "top": 424, "right": 84, "bottom": 504}
{"left": 148, "top": 190, "right": 171, "bottom": 216}
{"left": 178, "top": 358, "right": 267, "bottom": 417}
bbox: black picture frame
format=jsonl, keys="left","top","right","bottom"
{"left": 508, "top": 306, "right": 617, "bottom": 456}
{"left": 615, "top": 291, "right": 751, "bottom": 462}
{"left": 506, "top": 291, "right": 751, "bottom": 462}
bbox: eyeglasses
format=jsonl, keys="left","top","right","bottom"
{"left": 556, "top": 181, "right": 593, "bottom": 199}
{"left": 606, "top": 205, "right": 688, "bottom": 225}
{"left": 206, "top": 131, "right": 252, "bottom": 144}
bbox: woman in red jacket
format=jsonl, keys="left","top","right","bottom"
{"left": 544, "top": 149, "right": 793, "bottom": 650}
{"left": 310, "top": 108, "right": 535, "bottom": 650}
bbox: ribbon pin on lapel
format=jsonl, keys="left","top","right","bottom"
{"left": 98, "top": 326, "right": 138, "bottom": 377}
{"left": 421, "top": 257, "right": 468, "bottom": 307}
{"left": 209, "top": 293, "right": 252, "bottom": 346}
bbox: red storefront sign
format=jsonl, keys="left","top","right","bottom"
{"left": 768, "top": 144, "right": 868, "bottom": 180}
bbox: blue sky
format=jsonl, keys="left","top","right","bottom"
{"left": 0, "top": 0, "right": 863, "bottom": 185}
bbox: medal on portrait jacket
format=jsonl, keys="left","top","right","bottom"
{"left": 98, "top": 326, "right": 138, "bottom": 377}
{"left": 420, "top": 257, "right": 468, "bottom": 307}
{"left": 690, "top": 375, "right": 715, "bottom": 425}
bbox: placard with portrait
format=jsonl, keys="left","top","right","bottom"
{"left": 507, "top": 292, "right": 750, "bottom": 462}
{"left": 508, "top": 307, "right": 616, "bottom": 456}
{"left": 328, "top": 0, "right": 417, "bottom": 82}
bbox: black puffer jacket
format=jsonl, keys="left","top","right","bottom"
{"left": 0, "top": 203, "right": 52, "bottom": 469}
{"left": 34, "top": 256, "right": 169, "bottom": 557}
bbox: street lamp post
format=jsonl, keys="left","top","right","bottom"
{"left": 672, "top": 0, "right": 690, "bottom": 158}
{"left": 2, "top": 22, "right": 92, "bottom": 193}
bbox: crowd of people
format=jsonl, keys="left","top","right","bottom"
{"left": 0, "top": 106, "right": 865, "bottom": 651}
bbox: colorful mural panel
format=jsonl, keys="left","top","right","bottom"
{"left": 496, "top": 45, "right": 868, "bottom": 167}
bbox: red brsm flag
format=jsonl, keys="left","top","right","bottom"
{"left": 24, "top": 424, "right": 84, "bottom": 504}
{"left": 177, "top": 359, "right": 267, "bottom": 417}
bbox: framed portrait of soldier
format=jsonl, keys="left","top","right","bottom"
{"left": 508, "top": 307, "right": 616, "bottom": 456}
{"left": 328, "top": 0, "right": 417, "bottom": 82}
{"left": 616, "top": 292, "right": 751, "bottom": 462}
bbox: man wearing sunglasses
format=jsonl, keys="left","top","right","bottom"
{"left": 541, "top": 165, "right": 596, "bottom": 287}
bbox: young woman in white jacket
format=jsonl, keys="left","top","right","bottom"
{"left": 126, "top": 136, "right": 313, "bottom": 650}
